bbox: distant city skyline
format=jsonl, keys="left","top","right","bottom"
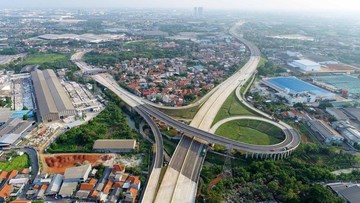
{"left": 1, "top": 0, "right": 360, "bottom": 11}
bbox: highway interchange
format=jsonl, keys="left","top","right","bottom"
{"left": 71, "top": 22, "right": 301, "bottom": 203}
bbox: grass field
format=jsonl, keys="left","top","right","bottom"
{"left": 0, "top": 154, "right": 30, "bottom": 172}
{"left": 212, "top": 91, "right": 254, "bottom": 125}
{"left": 215, "top": 119, "right": 284, "bottom": 145}
{"left": 160, "top": 105, "right": 200, "bottom": 119}
{"left": 23, "top": 53, "right": 68, "bottom": 64}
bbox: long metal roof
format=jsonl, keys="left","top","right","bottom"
{"left": 31, "top": 69, "right": 74, "bottom": 119}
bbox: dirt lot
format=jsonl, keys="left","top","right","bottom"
{"left": 41, "top": 153, "right": 117, "bottom": 174}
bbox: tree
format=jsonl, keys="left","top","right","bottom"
{"left": 23, "top": 114, "right": 28, "bottom": 120}
{"left": 301, "top": 184, "right": 344, "bottom": 203}
{"left": 318, "top": 102, "right": 333, "bottom": 109}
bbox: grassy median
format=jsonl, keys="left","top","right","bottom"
{"left": 215, "top": 119, "right": 284, "bottom": 145}
{"left": 212, "top": 91, "right": 254, "bottom": 125}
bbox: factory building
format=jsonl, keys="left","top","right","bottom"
{"left": 262, "top": 77, "right": 336, "bottom": 105}
{"left": 31, "top": 69, "right": 75, "bottom": 122}
{"left": 289, "top": 59, "right": 321, "bottom": 72}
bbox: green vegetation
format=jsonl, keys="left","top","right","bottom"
{"left": 294, "top": 122, "right": 321, "bottom": 144}
{"left": 22, "top": 53, "right": 67, "bottom": 64}
{"left": 48, "top": 98, "right": 150, "bottom": 155}
{"left": 213, "top": 91, "right": 254, "bottom": 125}
{"left": 0, "top": 154, "right": 30, "bottom": 171}
{"left": 200, "top": 144, "right": 357, "bottom": 202}
{"left": 159, "top": 106, "right": 200, "bottom": 119}
{"left": 84, "top": 40, "right": 188, "bottom": 66}
{"left": 48, "top": 103, "right": 135, "bottom": 152}
{"left": 6, "top": 52, "right": 79, "bottom": 81}
{"left": 32, "top": 201, "right": 45, "bottom": 203}
{"left": 0, "top": 48, "right": 18, "bottom": 55}
{"left": 0, "top": 96, "right": 11, "bottom": 108}
{"left": 215, "top": 119, "right": 284, "bottom": 145}
{"left": 257, "top": 58, "right": 287, "bottom": 77}
{"left": 163, "top": 138, "right": 179, "bottom": 157}
{"left": 94, "top": 164, "right": 105, "bottom": 179}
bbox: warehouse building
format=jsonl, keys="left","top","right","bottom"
{"left": 93, "top": 139, "right": 137, "bottom": 153}
{"left": 0, "top": 118, "right": 33, "bottom": 147}
{"left": 64, "top": 164, "right": 91, "bottom": 183}
{"left": 31, "top": 69, "right": 75, "bottom": 122}
{"left": 262, "top": 77, "right": 336, "bottom": 104}
{"left": 307, "top": 118, "right": 343, "bottom": 144}
{"left": 289, "top": 59, "right": 321, "bottom": 72}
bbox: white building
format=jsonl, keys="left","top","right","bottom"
{"left": 64, "top": 164, "right": 91, "bottom": 183}
{"left": 289, "top": 59, "right": 321, "bottom": 72}
{"left": 46, "top": 174, "right": 63, "bottom": 195}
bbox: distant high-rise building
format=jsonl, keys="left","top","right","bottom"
{"left": 194, "top": 7, "right": 198, "bottom": 17}
{"left": 198, "top": 7, "right": 203, "bottom": 17}
{"left": 193, "top": 7, "right": 204, "bottom": 18}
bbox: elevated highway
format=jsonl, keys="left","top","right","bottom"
{"left": 72, "top": 21, "right": 301, "bottom": 203}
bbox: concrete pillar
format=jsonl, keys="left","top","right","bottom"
{"left": 256, "top": 153, "right": 259, "bottom": 159}
{"left": 261, "top": 153, "right": 264, "bottom": 159}
{"left": 251, "top": 152, "right": 254, "bottom": 158}
{"left": 273, "top": 154, "right": 276, "bottom": 160}
{"left": 245, "top": 152, "right": 248, "bottom": 159}
{"left": 281, "top": 153, "right": 285, "bottom": 159}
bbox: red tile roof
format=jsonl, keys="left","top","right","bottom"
{"left": 102, "top": 180, "right": 113, "bottom": 194}
{"left": 112, "top": 182, "right": 124, "bottom": 188}
{"left": 0, "top": 171, "right": 8, "bottom": 180}
{"left": 112, "top": 164, "right": 126, "bottom": 173}
{"left": 80, "top": 183, "right": 95, "bottom": 191}
{"left": 8, "top": 170, "right": 18, "bottom": 180}
{"left": 0, "top": 184, "right": 12, "bottom": 198}
{"left": 40, "top": 184, "right": 48, "bottom": 191}
{"left": 20, "top": 168, "right": 29, "bottom": 174}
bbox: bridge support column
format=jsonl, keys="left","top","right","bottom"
{"left": 273, "top": 154, "right": 276, "bottom": 160}
{"left": 281, "top": 153, "right": 285, "bottom": 159}
{"left": 256, "top": 153, "right": 259, "bottom": 159}
{"left": 261, "top": 153, "right": 264, "bottom": 159}
{"left": 251, "top": 152, "right": 254, "bottom": 158}
{"left": 245, "top": 152, "right": 248, "bottom": 159}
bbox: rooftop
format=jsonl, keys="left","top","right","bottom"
{"left": 263, "top": 77, "right": 333, "bottom": 96}
{"left": 58, "top": 182, "right": 78, "bottom": 196}
{"left": 64, "top": 164, "right": 91, "bottom": 181}
{"left": 93, "top": 139, "right": 136, "bottom": 150}
{"left": 294, "top": 59, "right": 320, "bottom": 66}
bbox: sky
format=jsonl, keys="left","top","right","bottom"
{"left": 1, "top": 0, "right": 360, "bottom": 11}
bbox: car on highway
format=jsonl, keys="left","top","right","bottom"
{"left": 200, "top": 148, "right": 207, "bottom": 157}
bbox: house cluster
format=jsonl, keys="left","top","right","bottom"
{"left": 116, "top": 57, "right": 217, "bottom": 106}
{"left": 114, "top": 42, "right": 246, "bottom": 106}
{"left": 0, "top": 167, "right": 31, "bottom": 200}
{"left": 24, "top": 164, "right": 140, "bottom": 203}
